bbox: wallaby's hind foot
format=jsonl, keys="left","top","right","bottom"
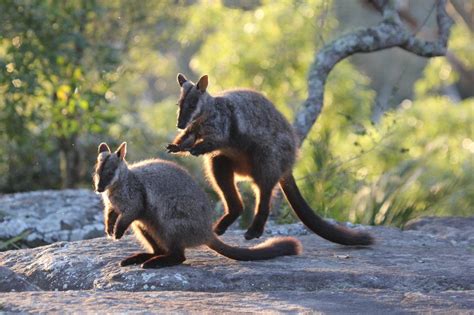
{"left": 120, "top": 253, "right": 157, "bottom": 267}
{"left": 244, "top": 227, "right": 264, "bottom": 240}
{"left": 244, "top": 206, "right": 269, "bottom": 240}
{"left": 141, "top": 251, "right": 186, "bottom": 269}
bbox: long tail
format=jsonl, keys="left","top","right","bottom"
{"left": 279, "top": 173, "right": 374, "bottom": 246}
{"left": 207, "top": 234, "right": 302, "bottom": 261}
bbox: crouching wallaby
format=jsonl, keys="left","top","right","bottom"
{"left": 93, "top": 142, "right": 301, "bottom": 268}
{"left": 168, "top": 73, "right": 374, "bottom": 245}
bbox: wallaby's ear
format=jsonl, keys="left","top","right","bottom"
{"left": 177, "top": 73, "right": 187, "bottom": 87}
{"left": 196, "top": 75, "right": 208, "bottom": 92}
{"left": 98, "top": 142, "right": 111, "bottom": 154}
{"left": 116, "top": 142, "right": 127, "bottom": 160}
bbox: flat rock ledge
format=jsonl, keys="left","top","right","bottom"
{"left": 0, "top": 189, "right": 103, "bottom": 247}
{"left": 1, "top": 216, "right": 473, "bottom": 313}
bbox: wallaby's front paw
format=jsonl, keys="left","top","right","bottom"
{"left": 166, "top": 143, "right": 181, "bottom": 153}
{"left": 190, "top": 146, "right": 206, "bottom": 156}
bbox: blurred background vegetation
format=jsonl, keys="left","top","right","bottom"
{"left": 0, "top": 0, "right": 472, "bottom": 228}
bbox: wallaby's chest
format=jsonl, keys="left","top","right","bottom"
{"left": 105, "top": 189, "right": 139, "bottom": 213}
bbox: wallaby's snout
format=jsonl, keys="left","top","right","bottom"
{"left": 177, "top": 106, "right": 190, "bottom": 129}
{"left": 93, "top": 174, "right": 106, "bottom": 193}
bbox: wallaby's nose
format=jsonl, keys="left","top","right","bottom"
{"left": 95, "top": 184, "right": 105, "bottom": 193}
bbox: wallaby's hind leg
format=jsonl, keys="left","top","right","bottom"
{"left": 120, "top": 227, "right": 166, "bottom": 267}
{"left": 244, "top": 185, "right": 273, "bottom": 240}
{"left": 137, "top": 228, "right": 166, "bottom": 254}
{"left": 209, "top": 155, "right": 244, "bottom": 235}
{"left": 141, "top": 247, "right": 186, "bottom": 269}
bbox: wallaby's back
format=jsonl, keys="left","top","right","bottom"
{"left": 129, "top": 159, "right": 213, "bottom": 248}
{"left": 218, "top": 89, "right": 296, "bottom": 145}
{"left": 214, "top": 89, "right": 298, "bottom": 176}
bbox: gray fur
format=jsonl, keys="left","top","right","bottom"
{"left": 93, "top": 142, "right": 301, "bottom": 268}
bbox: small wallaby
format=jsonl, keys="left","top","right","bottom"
{"left": 168, "top": 73, "right": 374, "bottom": 245}
{"left": 93, "top": 142, "right": 301, "bottom": 268}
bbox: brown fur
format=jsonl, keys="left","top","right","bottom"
{"left": 168, "top": 74, "right": 374, "bottom": 245}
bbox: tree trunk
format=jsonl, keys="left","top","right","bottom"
{"left": 59, "top": 137, "right": 81, "bottom": 189}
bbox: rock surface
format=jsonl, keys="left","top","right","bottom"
{"left": 0, "top": 190, "right": 103, "bottom": 247}
{"left": 404, "top": 216, "right": 474, "bottom": 245}
{"left": 0, "top": 216, "right": 473, "bottom": 313}
{"left": 0, "top": 266, "right": 40, "bottom": 292}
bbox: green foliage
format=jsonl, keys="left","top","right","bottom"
{"left": 0, "top": 0, "right": 164, "bottom": 190}
{"left": 352, "top": 98, "right": 473, "bottom": 226}
{"left": 293, "top": 82, "right": 473, "bottom": 227}
{"left": 0, "top": 1, "right": 471, "bottom": 227}
{"left": 284, "top": 15, "right": 473, "bottom": 227}
{"left": 189, "top": 0, "right": 334, "bottom": 118}
{"left": 0, "top": 1, "right": 108, "bottom": 189}
{"left": 0, "top": 230, "right": 31, "bottom": 251}
{"left": 415, "top": 23, "right": 473, "bottom": 99}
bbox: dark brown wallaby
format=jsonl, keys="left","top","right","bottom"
{"left": 93, "top": 142, "right": 301, "bottom": 268}
{"left": 167, "top": 73, "right": 374, "bottom": 245}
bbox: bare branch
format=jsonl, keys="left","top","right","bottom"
{"left": 293, "top": 0, "right": 454, "bottom": 143}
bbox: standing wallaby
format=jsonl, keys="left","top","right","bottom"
{"left": 167, "top": 73, "right": 374, "bottom": 245}
{"left": 93, "top": 142, "right": 301, "bottom": 268}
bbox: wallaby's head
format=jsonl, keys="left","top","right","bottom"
{"left": 93, "top": 142, "right": 127, "bottom": 193}
{"left": 176, "top": 73, "right": 208, "bottom": 129}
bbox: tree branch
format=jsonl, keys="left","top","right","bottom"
{"left": 293, "top": 0, "right": 454, "bottom": 143}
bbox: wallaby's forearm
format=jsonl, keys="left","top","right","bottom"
{"left": 169, "top": 131, "right": 197, "bottom": 151}
{"left": 113, "top": 213, "right": 136, "bottom": 240}
{"left": 189, "top": 136, "right": 226, "bottom": 156}
{"left": 105, "top": 207, "right": 119, "bottom": 237}
{"left": 168, "top": 114, "right": 218, "bottom": 154}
